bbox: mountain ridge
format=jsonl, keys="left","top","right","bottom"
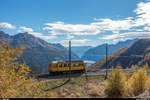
{"left": 81, "top": 39, "right": 138, "bottom": 61}
{"left": 89, "top": 38, "right": 150, "bottom": 71}
{"left": 0, "top": 31, "right": 79, "bottom": 69}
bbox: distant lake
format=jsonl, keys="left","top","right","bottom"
{"left": 84, "top": 60, "right": 96, "bottom": 67}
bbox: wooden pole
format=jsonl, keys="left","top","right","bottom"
{"left": 105, "top": 43, "right": 108, "bottom": 80}
{"left": 69, "top": 41, "right": 71, "bottom": 80}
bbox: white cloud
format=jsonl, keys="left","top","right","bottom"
{"left": 71, "top": 39, "right": 90, "bottom": 43}
{"left": 101, "top": 32, "right": 150, "bottom": 42}
{"left": 97, "top": 1, "right": 150, "bottom": 44}
{"left": 134, "top": 1, "right": 150, "bottom": 27}
{"left": 62, "top": 39, "right": 90, "bottom": 43}
{"left": 144, "top": 26, "right": 150, "bottom": 31}
{"left": 101, "top": 1, "right": 150, "bottom": 43}
{"left": 91, "top": 17, "right": 134, "bottom": 33}
{"left": 43, "top": 21, "right": 100, "bottom": 36}
{"left": 18, "top": 26, "right": 56, "bottom": 41}
{"left": 43, "top": 18, "right": 134, "bottom": 36}
{"left": 66, "top": 34, "right": 74, "bottom": 39}
{"left": 0, "top": 22, "right": 16, "bottom": 29}
{"left": 18, "top": 26, "right": 34, "bottom": 33}
{"left": 59, "top": 39, "right": 91, "bottom": 46}
{"left": 63, "top": 43, "right": 90, "bottom": 47}
{"left": 135, "top": 29, "right": 144, "bottom": 31}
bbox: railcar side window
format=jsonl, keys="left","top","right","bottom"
{"left": 79, "top": 63, "right": 84, "bottom": 66}
{"left": 64, "top": 64, "right": 67, "bottom": 67}
{"left": 74, "top": 63, "right": 79, "bottom": 67}
{"left": 59, "top": 64, "right": 63, "bottom": 67}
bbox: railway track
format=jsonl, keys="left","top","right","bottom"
{"left": 36, "top": 73, "right": 83, "bottom": 81}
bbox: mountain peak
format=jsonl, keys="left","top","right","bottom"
{"left": 82, "top": 39, "right": 137, "bottom": 61}
{"left": 0, "top": 31, "right": 11, "bottom": 43}
{"left": 0, "top": 32, "right": 79, "bottom": 69}
{"left": 15, "top": 32, "right": 34, "bottom": 38}
{"left": 0, "top": 31, "right": 9, "bottom": 37}
{"left": 0, "top": 31, "right": 5, "bottom": 34}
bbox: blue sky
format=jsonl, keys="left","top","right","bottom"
{"left": 0, "top": 0, "right": 150, "bottom": 47}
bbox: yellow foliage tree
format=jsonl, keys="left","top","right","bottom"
{"left": 105, "top": 66, "right": 127, "bottom": 98}
{"left": 130, "top": 65, "right": 139, "bottom": 71}
{"left": 128, "top": 67, "right": 149, "bottom": 96}
{"left": 142, "top": 63, "right": 149, "bottom": 70}
{"left": 0, "top": 44, "right": 56, "bottom": 98}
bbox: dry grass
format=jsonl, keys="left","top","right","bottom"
{"left": 41, "top": 72, "right": 150, "bottom": 98}
{"left": 43, "top": 74, "right": 106, "bottom": 98}
{"left": 88, "top": 86, "right": 100, "bottom": 96}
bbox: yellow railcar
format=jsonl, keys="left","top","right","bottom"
{"left": 48, "top": 60, "right": 86, "bottom": 75}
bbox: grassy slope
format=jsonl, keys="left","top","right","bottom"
{"left": 43, "top": 74, "right": 106, "bottom": 98}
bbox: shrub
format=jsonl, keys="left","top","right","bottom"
{"left": 61, "top": 93, "right": 67, "bottom": 97}
{"left": 105, "top": 66, "right": 127, "bottom": 98}
{"left": 130, "top": 65, "right": 139, "bottom": 71}
{"left": 142, "top": 63, "right": 149, "bottom": 70}
{"left": 128, "top": 67, "right": 149, "bottom": 96}
{"left": 89, "top": 86, "right": 99, "bottom": 96}
{"left": 76, "top": 92, "right": 81, "bottom": 97}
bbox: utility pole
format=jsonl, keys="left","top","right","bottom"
{"left": 105, "top": 43, "right": 108, "bottom": 80}
{"left": 69, "top": 41, "right": 71, "bottom": 81}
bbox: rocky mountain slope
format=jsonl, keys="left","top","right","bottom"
{"left": 89, "top": 38, "right": 150, "bottom": 70}
{"left": 0, "top": 31, "right": 79, "bottom": 69}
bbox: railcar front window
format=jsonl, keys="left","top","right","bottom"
{"left": 53, "top": 64, "right": 57, "bottom": 67}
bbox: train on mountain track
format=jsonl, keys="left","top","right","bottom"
{"left": 48, "top": 60, "right": 87, "bottom": 76}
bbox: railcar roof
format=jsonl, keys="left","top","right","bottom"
{"left": 51, "top": 60, "right": 85, "bottom": 63}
